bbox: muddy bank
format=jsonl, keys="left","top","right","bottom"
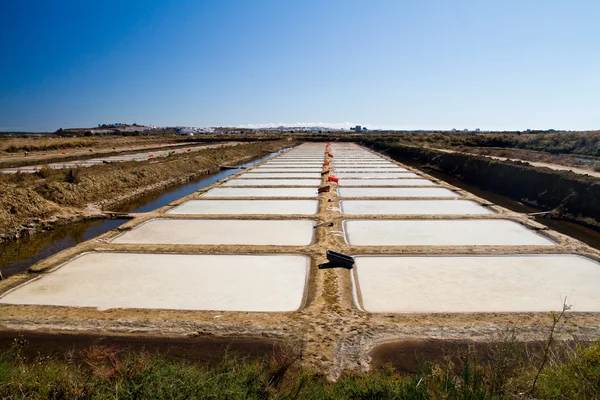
{"left": 0, "top": 140, "right": 290, "bottom": 243}
{"left": 0, "top": 218, "right": 128, "bottom": 280}
{"left": 0, "top": 149, "right": 288, "bottom": 280}
{"left": 364, "top": 140, "right": 600, "bottom": 230}
{"left": 1, "top": 143, "right": 183, "bottom": 169}
{"left": 370, "top": 339, "right": 556, "bottom": 374}
{"left": 0, "top": 330, "right": 289, "bottom": 366}
{"left": 0, "top": 135, "right": 186, "bottom": 168}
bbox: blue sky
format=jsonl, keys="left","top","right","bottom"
{"left": 1, "top": 0, "right": 599, "bottom": 131}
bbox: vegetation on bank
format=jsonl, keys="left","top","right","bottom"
{"left": 6, "top": 130, "right": 600, "bottom": 157}
{"left": 0, "top": 140, "right": 289, "bottom": 239}
{"left": 0, "top": 136, "right": 186, "bottom": 154}
{"left": 360, "top": 136, "right": 600, "bottom": 230}
{"left": 0, "top": 335, "right": 598, "bottom": 399}
{"left": 425, "top": 131, "right": 600, "bottom": 157}
{"left": 386, "top": 131, "right": 600, "bottom": 171}
{"left": 315, "top": 131, "right": 598, "bottom": 158}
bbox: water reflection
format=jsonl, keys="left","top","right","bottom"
{"left": 0, "top": 219, "right": 126, "bottom": 279}
{"left": 398, "top": 157, "right": 600, "bottom": 250}
{"left": 115, "top": 150, "right": 287, "bottom": 213}
{"left": 0, "top": 149, "right": 286, "bottom": 279}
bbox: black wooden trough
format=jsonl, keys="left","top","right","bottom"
{"left": 318, "top": 250, "right": 355, "bottom": 270}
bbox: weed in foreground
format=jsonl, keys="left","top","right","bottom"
{"left": 1, "top": 331, "right": 599, "bottom": 399}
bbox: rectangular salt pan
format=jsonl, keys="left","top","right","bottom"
{"left": 338, "top": 188, "right": 458, "bottom": 198}
{"left": 267, "top": 159, "right": 323, "bottom": 162}
{"left": 239, "top": 173, "right": 321, "bottom": 178}
{"left": 354, "top": 255, "right": 600, "bottom": 312}
{"left": 337, "top": 173, "right": 418, "bottom": 178}
{"left": 334, "top": 156, "right": 382, "bottom": 158}
{"left": 252, "top": 168, "right": 322, "bottom": 172}
{"left": 266, "top": 162, "right": 323, "bottom": 165}
{"left": 334, "top": 158, "right": 391, "bottom": 161}
{"left": 344, "top": 220, "right": 555, "bottom": 246}
{"left": 203, "top": 187, "right": 317, "bottom": 198}
{"left": 335, "top": 163, "right": 396, "bottom": 167}
{"left": 275, "top": 159, "right": 322, "bottom": 161}
{"left": 0, "top": 253, "right": 308, "bottom": 312}
{"left": 112, "top": 219, "right": 314, "bottom": 245}
{"left": 340, "top": 200, "right": 493, "bottom": 215}
{"left": 336, "top": 172, "right": 419, "bottom": 178}
{"left": 224, "top": 179, "right": 321, "bottom": 186}
{"left": 335, "top": 168, "right": 409, "bottom": 172}
{"left": 168, "top": 200, "right": 318, "bottom": 215}
{"left": 339, "top": 179, "right": 435, "bottom": 187}
{"left": 334, "top": 154, "right": 380, "bottom": 156}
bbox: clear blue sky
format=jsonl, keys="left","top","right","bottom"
{"left": 1, "top": 0, "right": 599, "bottom": 132}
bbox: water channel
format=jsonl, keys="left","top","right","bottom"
{"left": 0, "top": 150, "right": 286, "bottom": 279}
{"left": 3, "top": 146, "right": 600, "bottom": 280}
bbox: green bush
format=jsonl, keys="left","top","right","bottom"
{"left": 1, "top": 338, "right": 599, "bottom": 399}
{"left": 536, "top": 343, "right": 600, "bottom": 399}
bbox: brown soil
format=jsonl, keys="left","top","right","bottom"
{"left": 459, "top": 147, "right": 600, "bottom": 172}
{"left": 2, "top": 142, "right": 600, "bottom": 381}
{"left": 1, "top": 144, "right": 183, "bottom": 169}
{"left": 363, "top": 140, "right": 600, "bottom": 231}
{"left": 369, "top": 339, "right": 552, "bottom": 374}
{"left": 0, "top": 140, "right": 289, "bottom": 242}
{"left": 0, "top": 330, "right": 288, "bottom": 366}
{"left": 0, "top": 135, "right": 177, "bottom": 154}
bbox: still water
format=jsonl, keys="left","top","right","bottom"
{"left": 0, "top": 149, "right": 285, "bottom": 279}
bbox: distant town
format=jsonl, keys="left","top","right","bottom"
{"left": 0, "top": 123, "right": 569, "bottom": 137}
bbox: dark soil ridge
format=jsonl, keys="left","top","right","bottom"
{"left": 0, "top": 330, "right": 288, "bottom": 366}
{"left": 0, "top": 142, "right": 199, "bottom": 169}
{"left": 364, "top": 140, "right": 600, "bottom": 231}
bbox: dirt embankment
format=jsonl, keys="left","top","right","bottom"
{"left": 0, "top": 136, "right": 193, "bottom": 169}
{"left": 456, "top": 147, "right": 600, "bottom": 172}
{"left": 0, "top": 135, "right": 181, "bottom": 155}
{"left": 363, "top": 140, "right": 600, "bottom": 230}
{"left": 0, "top": 140, "right": 290, "bottom": 242}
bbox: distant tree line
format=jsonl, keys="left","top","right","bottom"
{"left": 97, "top": 123, "right": 140, "bottom": 128}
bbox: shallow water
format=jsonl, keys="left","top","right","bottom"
{"left": 398, "top": 156, "right": 600, "bottom": 250}
{"left": 0, "top": 149, "right": 285, "bottom": 279}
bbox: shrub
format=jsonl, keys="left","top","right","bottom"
{"left": 35, "top": 167, "right": 54, "bottom": 179}
{"left": 64, "top": 169, "right": 81, "bottom": 184}
{"left": 536, "top": 343, "right": 600, "bottom": 399}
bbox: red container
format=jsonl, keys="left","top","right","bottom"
{"left": 328, "top": 176, "right": 339, "bottom": 183}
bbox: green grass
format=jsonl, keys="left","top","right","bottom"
{"left": 1, "top": 337, "right": 599, "bottom": 399}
